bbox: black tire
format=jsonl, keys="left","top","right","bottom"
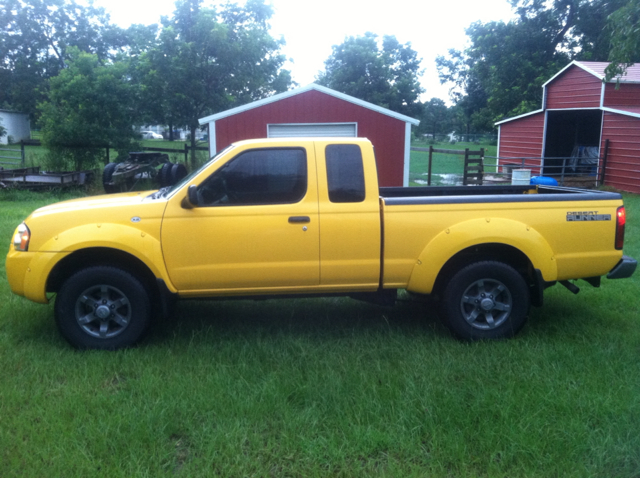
{"left": 441, "top": 261, "right": 530, "bottom": 340}
{"left": 170, "top": 163, "right": 188, "bottom": 185}
{"left": 54, "top": 266, "right": 151, "bottom": 350}
{"left": 102, "top": 163, "right": 119, "bottom": 194}
{"left": 158, "top": 162, "right": 174, "bottom": 188}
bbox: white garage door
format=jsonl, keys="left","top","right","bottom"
{"left": 267, "top": 123, "right": 357, "bottom": 138}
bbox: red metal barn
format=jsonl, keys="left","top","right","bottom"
{"left": 198, "top": 84, "right": 420, "bottom": 187}
{"left": 496, "top": 61, "right": 640, "bottom": 193}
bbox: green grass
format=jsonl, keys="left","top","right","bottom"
{"left": 1, "top": 186, "right": 639, "bottom": 476}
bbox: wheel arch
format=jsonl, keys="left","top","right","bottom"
{"left": 406, "top": 218, "right": 558, "bottom": 296}
{"left": 431, "top": 243, "right": 535, "bottom": 300}
{"left": 47, "top": 247, "right": 159, "bottom": 297}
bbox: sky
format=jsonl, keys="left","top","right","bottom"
{"left": 90, "top": 0, "right": 517, "bottom": 103}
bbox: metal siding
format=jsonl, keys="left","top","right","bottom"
{"left": 603, "top": 82, "right": 640, "bottom": 107}
{"left": 215, "top": 89, "right": 406, "bottom": 186}
{"left": 600, "top": 112, "right": 640, "bottom": 193}
{"left": 497, "top": 112, "right": 545, "bottom": 174}
{"left": 546, "top": 66, "right": 602, "bottom": 109}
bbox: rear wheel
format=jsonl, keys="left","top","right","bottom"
{"left": 54, "top": 266, "right": 151, "bottom": 350}
{"left": 441, "top": 261, "right": 530, "bottom": 340}
{"left": 170, "top": 163, "right": 188, "bottom": 185}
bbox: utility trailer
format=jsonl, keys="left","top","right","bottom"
{"left": 102, "top": 152, "right": 187, "bottom": 193}
{"left": 0, "top": 167, "right": 93, "bottom": 189}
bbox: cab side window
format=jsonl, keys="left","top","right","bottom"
{"left": 325, "top": 144, "right": 366, "bottom": 203}
{"left": 198, "top": 148, "right": 307, "bottom": 206}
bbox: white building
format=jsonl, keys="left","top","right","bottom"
{"left": 0, "top": 110, "right": 30, "bottom": 144}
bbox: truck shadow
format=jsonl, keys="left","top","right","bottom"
{"left": 149, "top": 294, "right": 446, "bottom": 345}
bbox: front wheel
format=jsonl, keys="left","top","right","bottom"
{"left": 54, "top": 267, "right": 151, "bottom": 350}
{"left": 441, "top": 261, "right": 530, "bottom": 340}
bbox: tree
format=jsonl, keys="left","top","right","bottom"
{"left": 136, "top": 0, "right": 291, "bottom": 164}
{"left": 605, "top": 0, "right": 640, "bottom": 81}
{"left": 419, "top": 98, "right": 449, "bottom": 139}
{"left": 38, "top": 48, "right": 140, "bottom": 170}
{"left": 437, "top": 15, "right": 572, "bottom": 127}
{"left": 437, "top": 0, "right": 634, "bottom": 128}
{"left": 317, "top": 33, "right": 424, "bottom": 118}
{"left": 0, "top": 0, "right": 126, "bottom": 120}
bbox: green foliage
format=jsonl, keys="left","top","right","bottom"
{"left": 38, "top": 48, "right": 140, "bottom": 171}
{"left": 438, "top": 0, "right": 634, "bottom": 128}
{"left": 317, "top": 33, "right": 424, "bottom": 118}
{"left": 605, "top": 0, "right": 640, "bottom": 81}
{"left": 0, "top": 0, "right": 126, "bottom": 120}
{"left": 418, "top": 98, "right": 449, "bottom": 138}
{"left": 0, "top": 117, "right": 6, "bottom": 140}
{"left": 134, "top": 0, "right": 291, "bottom": 166}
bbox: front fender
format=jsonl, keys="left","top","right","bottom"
{"left": 39, "top": 223, "right": 175, "bottom": 292}
{"left": 406, "top": 217, "right": 558, "bottom": 294}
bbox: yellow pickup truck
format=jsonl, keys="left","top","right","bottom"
{"left": 6, "top": 138, "right": 637, "bottom": 349}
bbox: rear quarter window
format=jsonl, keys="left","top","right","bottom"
{"left": 325, "top": 144, "right": 365, "bottom": 203}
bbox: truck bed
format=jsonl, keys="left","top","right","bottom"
{"left": 380, "top": 185, "right": 622, "bottom": 205}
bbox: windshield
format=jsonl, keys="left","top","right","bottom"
{"left": 153, "top": 145, "right": 235, "bottom": 199}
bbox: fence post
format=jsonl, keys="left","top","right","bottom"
{"left": 184, "top": 143, "right": 188, "bottom": 164}
{"left": 600, "top": 139, "right": 610, "bottom": 186}
{"left": 428, "top": 145, "right": 433, "bottom": 186}
{"left": 105, "top": 146, "right": 110, "bottom": 165}
{"left": 560, "top": 158, "right": 567, "bottom": 186}
{"left": 462, "top": 148, "right": 469, "bottom": 185}
{"left": 21, "top": 141, "right": 25, "bottom": 167}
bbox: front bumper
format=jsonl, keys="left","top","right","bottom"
{"left": 6, "top": 248, "right": 69, "bottom": 304}
{"left": 607, "top": 255, "right": 638, "bottom": 279}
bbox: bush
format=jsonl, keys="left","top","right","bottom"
{"left": 39, "top": 48, "right": 140, "bottom": 171}
{"left": 41, "top": 149, "right": 105, "bottom": 172}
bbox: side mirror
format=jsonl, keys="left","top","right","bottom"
{"left": 182, "top": 184, "right": 199, "bottom": 209}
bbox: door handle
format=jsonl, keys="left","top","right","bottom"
{"left": 288, "top": 216, "right": 310, "bottom": 223}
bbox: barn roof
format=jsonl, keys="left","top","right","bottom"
{"left": 494, "top": 109, "right": 544, "bottom": 126}
{"left": 543, "top": 61, "right": 640, "bottom": 86}
{"left": 602, "top": 106, "right": 640, "bottom": 119}
{"left": 199, "top": 83, "right": 420, "bottom": 126}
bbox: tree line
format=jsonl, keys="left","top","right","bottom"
{"left": 436, "top": 0, "right": 640, "bottom": 135}
{"left": 1, "top": 0, "right": 638, "bottom": 169}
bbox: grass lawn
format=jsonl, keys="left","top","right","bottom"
{"left": 1, "top": 182, "right": 639, "bottom": 476}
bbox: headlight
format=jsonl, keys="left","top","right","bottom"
{"left": 13, "top": 223, "right": 30, "bottom": 251}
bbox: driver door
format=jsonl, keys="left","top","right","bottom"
{"left": 161, "top": 144, "right": 320, "bottom": 294}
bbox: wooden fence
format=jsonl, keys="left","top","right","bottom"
{"left": 411, "top": 146, "right": 485, "bottom": 186}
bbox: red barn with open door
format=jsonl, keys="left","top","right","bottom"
{"left": 497, "top": 61, "right": 640, "bottom": 193}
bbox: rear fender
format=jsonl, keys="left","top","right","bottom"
{"left": 406, "top": 218, "right": 557, "bottom": 294}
